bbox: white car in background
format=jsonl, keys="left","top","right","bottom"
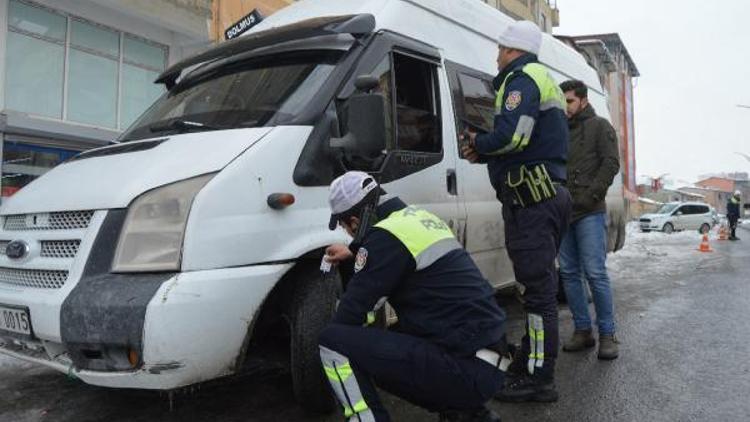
{"left": 639, "top": 202, "right": 714, "bottom": 234}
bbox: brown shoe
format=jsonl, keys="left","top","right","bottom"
{"left": 562, "top": 329, "right": 595, "bottom": 352}
{"left": 598, "top": 335, "right": 619, "bottom": 360}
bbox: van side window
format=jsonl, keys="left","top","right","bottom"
{"left": 457, "top": 73, "right": 496, "bottom": 132}
{"left": 393, "top": 53, "right": 442, "bottom": 153}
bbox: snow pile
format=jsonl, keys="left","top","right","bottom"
{"left": 607, "top": 222, "right": 705, "bottom": 275}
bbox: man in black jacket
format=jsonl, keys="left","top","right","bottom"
{"left": 319, "top": 171, "right": 507, "bottom": 422}
{"left": 558, "top": 80, "right": 621, "bottom": 360}
{"left": 727, "top": 190, "right": 742, "bottom": 240}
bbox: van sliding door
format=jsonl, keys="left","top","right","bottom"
{"left": 444, "top": 61, "right": 516, "bottom": 290}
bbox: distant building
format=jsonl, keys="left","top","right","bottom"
{"left": 692, "top": 176, "right": 749, "bottom": 215}
{"left": 633, "top": 185, "right": 707, "bottom": 217}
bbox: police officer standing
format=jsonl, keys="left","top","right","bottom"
{"left": 727, "top": 190, "right": 742, "bottom": 240}
{"left": 319, "top": 171, "right": 507, "bottom": 422}
{"left": 462, "top": 21, "right": 571, "bottom": 402}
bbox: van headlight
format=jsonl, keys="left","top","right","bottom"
{"left": 112, "top": 174, "right": 215, "bottom": 273}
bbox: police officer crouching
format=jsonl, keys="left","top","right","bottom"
{"left": 462, "top": 21, "right": 572, "bottom": 402}
{"left": 319, "top": 171, "right": 508, "bottom": 422}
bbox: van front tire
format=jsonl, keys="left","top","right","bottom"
{"left": 289, "top": 265, "right": 340, "bottom": 414}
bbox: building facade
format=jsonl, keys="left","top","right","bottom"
{"left": 0, "top": 0, "right": 212, "bottom": 197}
{"left": 482, "top": 0, "right": 559, "bottom": 32}
{"left": 692, "top": 176, "right": 749, "bottom": 215}
{"left": 210, "top": 0, "right": 293, "bottom": 41}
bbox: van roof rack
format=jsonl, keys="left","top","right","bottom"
{"left": 155, "top": 14, "right": 376, "bottom": 89}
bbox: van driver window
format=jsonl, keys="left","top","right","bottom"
{"left": 392, "top": 53, "right": 442, "bottom": 153}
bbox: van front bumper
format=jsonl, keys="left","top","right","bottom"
{"left": 0, "top": 263, "right": 290, "bottom": 390}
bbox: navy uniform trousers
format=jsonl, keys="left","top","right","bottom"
{"left": 500, "top": 185, "right": 571, "bottom": 378}
{"left": 319, "top": 324, "right": 504, "bottom": 422}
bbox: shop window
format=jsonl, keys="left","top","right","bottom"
{"left": 5, "top": 1, "right": 66, "bottom": 118}
{"left": 3, "top": 0, "right": 168, "bottom": 130}
{"left": 121, "top": 36, "right": 168, "bottom": 128}
{"left": 68, "top": 20, "right": 119, "bottom": 128}
{"left": 1, "top": 142, "right": 78, "bottom": 197}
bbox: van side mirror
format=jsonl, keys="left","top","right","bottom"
{"left": 354, "top": 75, "right": 379, "bottom": 92}
{"left": 331, "top": 74, "right": 387, "bottom": 170}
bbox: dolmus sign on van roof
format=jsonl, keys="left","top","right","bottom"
{"left": 225, "top": 9, "right": 264, "bottom": 40}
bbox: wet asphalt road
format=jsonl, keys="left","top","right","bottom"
{"left": 1, "top": 225, "right": 749, "bottom": 422}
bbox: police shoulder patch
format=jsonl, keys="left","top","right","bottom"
{"left": 505, "top": 91, "right": 522, "bottom": 111}
{"left": 354, "top": 248, "right": 368, "bottom": 273}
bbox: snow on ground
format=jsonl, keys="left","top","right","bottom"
{"left": 0, "top": 353, "right": 31, "bottom": 369}
{"left": 607, "top": 222, "right": 709, "bottom": 276}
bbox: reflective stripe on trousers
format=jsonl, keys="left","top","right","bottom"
{"left": 527, "top": 313, "right": 545, "bottom": 374}
{"left": 320, "top": 346, "right": 376, "bottom": 422}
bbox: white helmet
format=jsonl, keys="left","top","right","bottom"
{"left": 735, "top": 190, "right": 742, "bottom": 197}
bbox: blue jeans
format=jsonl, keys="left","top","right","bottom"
{"left": 559, "top": 212, "right": 615, "bottom": 335}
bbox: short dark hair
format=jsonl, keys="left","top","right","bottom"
{"left": 560, "top": 80, "right": 588, "bottom": 99}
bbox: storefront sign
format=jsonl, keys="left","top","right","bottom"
{"left": 225, "top": 9, "right": 264, "bottom": 40}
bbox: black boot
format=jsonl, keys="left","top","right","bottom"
{"left": 494, "top": 373, "right": 559, "bottom": 403}
{"left": 438, "top": 406, "right": 502, "bottom": 422}
{"left": 502, "top": 343, "right": 525, "bottom": 382}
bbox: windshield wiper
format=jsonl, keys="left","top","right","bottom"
{"left": 149, "top": 119, "right": 222, "bottom": 133}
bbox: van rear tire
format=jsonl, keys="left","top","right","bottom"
{"left": 289, "top": 266, "right": 340, "bottom": 414}
{"left": 699, "top": 223, "right": 711, "bottom": 234}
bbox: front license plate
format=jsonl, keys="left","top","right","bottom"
{"left": 0, "top": 305, "right": 33, "bottom": 337}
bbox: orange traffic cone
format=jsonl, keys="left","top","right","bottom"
{"left": 698, "top": 233, "right": 713, "bottom": 252}
{"left": 718, "top": 225, "right": 729, "bottom": 241}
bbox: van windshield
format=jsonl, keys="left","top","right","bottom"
{"left": 656, "top": 203, "right": 679, "bottom": 214}
{"left": 119, "top": 51, "right": 342, "bottom": 142}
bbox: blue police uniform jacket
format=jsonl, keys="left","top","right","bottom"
{"left": 727, "top": 198, "right": 740, "bottom": 218}
{"left": 474, "top": 54, "right": 569, "bottom": 193}
{"left": 333, "top": 197, "right": 506, "bottom": 357}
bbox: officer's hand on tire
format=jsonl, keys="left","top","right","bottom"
{"left": 325, "top": 244, "right": 354, "bottom": 265}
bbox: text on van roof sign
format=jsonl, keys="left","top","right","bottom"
{"left": 225, "top": 9, "right": 264, "bottom": 40}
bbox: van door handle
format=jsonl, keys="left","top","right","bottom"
{"left": 446, "top": 169, "right": 457, "bottom": 196}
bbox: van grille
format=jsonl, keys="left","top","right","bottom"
{"left": 639, "top": 218, "right": 651, "bottom": 223}
{"left": 3, "top": 211, "right": 94, "bottom": 231}
{"left": 0, "top": 210, "right": 99, "bottom": 290}
{"left": 40, "top": 240, "right": 81, "bottom": 259}
{"left": 0, "top": 267, "right": 68, "bottom": 289}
